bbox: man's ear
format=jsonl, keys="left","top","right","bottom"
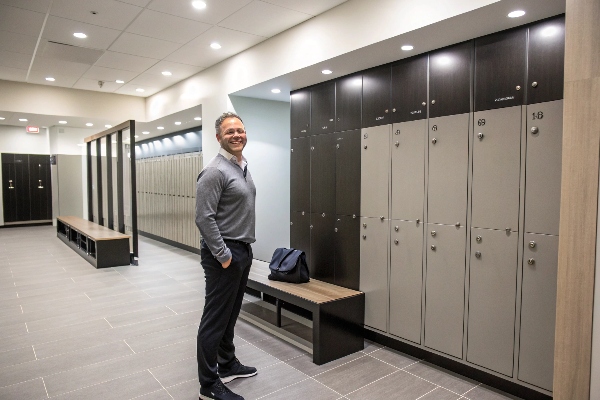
{"left": 215, "top": 133, "right": 221, "bottom": 142}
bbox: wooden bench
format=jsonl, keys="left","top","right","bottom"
{"left": 243, "top": 260, "right": 365, "bottom": 365}
{"left": 56, "top": 216, "right": 131, "bottom": 268}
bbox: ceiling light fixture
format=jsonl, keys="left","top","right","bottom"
{"left": 105, "top": 125, "right": 112, "bottom": 128}
{"left": 134, "top": 135, "right": 139, "bottom": 138}
{"left": 116, "top": 80, "right": 124, "bottom": 84}
{"left": 86, "top": 123, "right": 93, "bottom": 126}
{"left": 19, "top": 118, "right": 27, "bottom": 122}
{"left": 401, "top": 45, "right": 414, "bottom": 51}
{"left": 142, "top": 131, "right": 150, "bottom": 134}
{"left": 210, "top": 42, "right": 221, "bottom": 49}
{"left": 136, "top": 88, "right": 145, "bottom": 92}
{"left": 321, "top": 69, "right": 332, "bottom": 75}
{"left": 508, "top": 10, "right": 526, "bottom": 18}
{"left": 59, "top": 120, "right": 67, "bottom": 124}
{"left": 192, "top": 1, "right": 207, "bottom": 9}
{"left": 73, "top": 32, "right": 87, "bottom": 39}
{"left": 175, "top": 121, "right": 182, "bottom": 125}
{"left": 157, "top": 126, "right": 164, "bottom": 130}
{"left": 0, "top": 117, "right": 5, "bottom": 120}
{"left": 194, "top": 117, "right": 202, "bottom": 121}
{"left": 162, "top": 71, "right": 172, "bottom": 76}
{"left": 45, "top": 77, "right": 55, "bottom": 81}
{"left": 271, "top": 89, "right": 281, "bottom": 93}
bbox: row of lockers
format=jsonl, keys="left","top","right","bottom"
{"left": 291, "top": 15, "right": 565, "bottom": 137}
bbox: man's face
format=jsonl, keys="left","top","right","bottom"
{"left": 217, "top": 117, "right": 247, "bottom": 156}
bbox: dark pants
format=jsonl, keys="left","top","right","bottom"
{"left": 197, "top": 240, "right": 253, "bottom": 387}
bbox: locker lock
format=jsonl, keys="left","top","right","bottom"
{"left": 395, "top": 226, "right": 399, "bottom": 232}
{"left": 475, "top": 251, "right": 481, "bottom": 259}
{"left": 477, "top": 133, "right": 484, "bottom": 140}
{"left": 476, "top": 235, "right": 482, "bottom": 243}
{"left": 530, "top": 127, "right": 539, "bottom": 135}
{"left": 431, "top": 231, "right": 436, "bottom": 237}
{"left": 291, "top": 149, "right": 293, "bottom": 153}
{"left": 380, "top": 216, "right": 385, "bottom": 221}
{"left": 385, "top": 109, "right": 389, "bottom": 113}
{"left": 422, "top": 102, "right": 426, "bottom": 106}
{"left": 310, "top": 225, "right": 313, "bottom": 229}
{"left": 363, "top": 223, "right": 367, "bottom": 228}
{"left": 416, "top": 219, "right": 420, "bottom": 225}
{"left": 431, "top": 245, "right": 436, "bottom": 251}
{"left": 505, "top": 228, "right": 511, "bottom": 234}
{"left": 516, "top": 85, "right": 521, "bottom": 91}
{"left": 431, "top": 100, "right": 436, "bottom": 105}
{"left": 322, "top": 213, "right": 326, "bottom": 217}
{"left": 311, "top": 146, "right": 315, "bottom": 151}
{"left": 334, "top": 228, "right": 338, "bottom": 232}
{"left": 532, "top": 81, "right": 538, "bottom": 88}
{"left": 302, "top": 211, "right": 305, "bottom": 215}
{"left": 392, "top": 108, "right": 396, "bottom": 113}
{"left": 455, "top": 222, "right": 461, "bottom": 228}
{"left": 529, "top": 241, "right": 536, "bottom": 248}
{"left": 290, "top": 222, "right": 293, "bottom": 226}
{"left": 363, "top": 235, "right": 367, "bottom": 240}
{"left": 353, "top": 214, "right": 356, "bottom": 219}
{"left": 336, "top": 144, "right": 340, "bottom": 149}
{"left": 364, "top": 145, "right": 368, "bottom": 149}
{"left": 431, "top": 138, "right": 437, "bottom": 144}
{"left": 528, "top": 258, "right": 535, "bottom": 265}
{"left": 395, "top": 141, "right": 400, "bottom": 147}
{"left": 394, "top": 239, "right": 399, "bottom": 245}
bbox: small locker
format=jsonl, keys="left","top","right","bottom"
{"left": 391, "top": 54, "right": 428, "bottom": 123}
{"left": 389, "top": 220, "right": 424, "bottom": 344}
{"left": 290, "top": 211, "right": 311, "bottom": 269}
{"left": 2, "top": 154, "right": 18, "bottom": 223}
{"left": 335, "top": 129, "right": 361, "bottom": 217}
{"left": 467, "top": 228, "right": 518, "bottom": 376}
{"left": 310, "top": 212, "right": 335, "bottom": 283}
{"left": 390, "top": 120, "right": 426, "bottom": 222}
{"left": 362, "top": 65, "right": 391, "bottom": 128}
{"left": 361, "top": 125, "right": 390, "bottom": 219}
{"left": 290, "top": 88, "right": 310, "bottom": 138}
{"left": 424, "top": 223, "right": 466, "bottom": 358}
{"left": 290, "top": 138, "right": 310, "bottom": 213}
{"left": 310, "top": 81, "right": 336, "bottom": 135}
{"left": 29, "top": 154, "right": 52, "bottom": 221}
{"left": 429, "top": 41, "right": 472, "bottom": 118}
{"left": 310, "top": 133, "right": 336, "bottom": 215}
{"left": 360, "top": 216, "right": 389, "bottom": 332}
{"left": 334, "top": 215, "right": 360, "bottom": 290}
{"left": 336, "top": 74, "right": 362, "bottom": 132}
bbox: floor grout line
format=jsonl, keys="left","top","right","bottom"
{"left": 148, "top": 369, "right": 175, "bottom": 399}
{"left": 104, "top": 317, "right": 114, "bottom": 328}
{"left": 415, "top": 387, "right": 441, "bottom": 400}
{"left": 343, "top": 370, "right": 402, "bottom": 397}
{"left": 41, "top": 377, "right": 49, "bottom": 398}
{"left": 24, "top": 322, "right": 29, "bottom": 333}
{"left": 123, "top": 339, "right": 137, "bottom": 354}
{"left": 32, "top": 345, "right": 38, "bottom": 360}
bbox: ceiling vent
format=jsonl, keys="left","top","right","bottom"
{"left": 40, "top": 41, "right": 104, "bottom": 65}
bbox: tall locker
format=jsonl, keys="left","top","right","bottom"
{"left": 336, "top": 74, "right": 362, "bottom": 132}
{"left": 334, "top": 215, "right": 360, "bottom": 290}
{"left": 290, "top": 89, "right": 310, "bottom": 138}
{"left": 291, "top": 211, "right": 311, "bottom": 272}
{"left": 29, "top": 154, "right": 52, "bottom": 221}
{"left": 310, "top": 133, "right": 336, "bottom": 215}
{"left": 391, "top": 54, "right": 428, "bottom": 123}
{"left": 310, "top": 81, "right": 335, "bottom": 135}
{"left": 2, "top": 154, "right": 18, "bottom": 223}
{"left": 429, "top": 41, "right": 472, "bottom": 118}
{"left": 362, "top": 65, "right": 391, "bottom": 128}
{"left": 335, "top": 129, "right": 360, "bottom": 217}
{"left": 290, "top": 137, "right": 310, "bottom": 213}
{"left": 310, "top": 212, "right": 335, "bottom": 283}
{"left": 361, "top": 125, "right": 390, "bottom": 219}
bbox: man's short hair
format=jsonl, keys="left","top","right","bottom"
{"left": 215, "top": 112, "right": 243, "bottom": 136}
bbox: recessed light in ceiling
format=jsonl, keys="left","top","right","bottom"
{"left": 134, "top": 135, "right": 139, "bottom": 138}
{"left": 19, "top": 118, "right": 27, "bottom": 122}
{"left": 112, "top": 140, "right": 117, "bottom": 143}
{"left": 59, "top": 120, "right": 67, "bottom": 124}
{"left": 508, "top": 10, "right": 525, "bottom": 18}
{"left": 116, "top": 80, "right": 124, "bottom": 84}
{"left": 401, "top": 45, "right": 414, "bottom": 51}
{"left": 86, "top": 123, "right": 93, "bottom": 127}
{"left": 192, "top": 1, "right": 207, "bottom": 9}
{"left": 271, "top": 89, "right": 281, "bottom": 93}
{"left": 136, "top": 88, "right": 145, "bottom": 92}
{"left": 194, "top": 117, "right": 202, "bottom": 121}
{"left": 162, "top": 71, "right": 172, "bottom": 76}
{"left": 0, "top": 117, "right": 5, "bottom": 120}
{"left": 142, "top": 131, "right": 150, "bottom": 134}
{"left": 73, "top": 32, "right": 87, "bottom": 39}
{"left": 157, "top": 126, "right": 165, "bottom": 130}
{"left": 210, "top": 42, "right": 221, "bottom": 49}
{"left": 105, "top": 125, "right": 112, "bottom": 128}
{"left": 175, "top": 121, "right": 182, "bottom": 125}
{"left": 45, "top": 77, "right": 55, "bottom": 81}
{"left": 321, "top": 69, "right": 332, "bottom": 75}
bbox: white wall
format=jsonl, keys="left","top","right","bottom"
{"left": 0, "top": 125, "right": 50, "bottom": 154}
{"left": 49, "top": 126, "right": 92, "bottom": 155}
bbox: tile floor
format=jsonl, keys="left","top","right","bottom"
{"left": 0, "top": 226, "right": 521, "bottom": 400}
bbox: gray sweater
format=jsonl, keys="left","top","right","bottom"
{"left": 195, "top": 153, "right": 256, "bottom": 263}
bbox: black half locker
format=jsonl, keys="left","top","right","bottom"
{"left": 29, "top": 154, "right": 52, "bottom": 221}
{"left": 362, "top": 65, "right": 391, "bottom": 128}
{"left": 429, "top": 41, "right": 472, "bottom": 118}
{"left": 290, "top": 88, "right": 310, "bottom": 138}
{"left": 474, "top": 27, "right": 527, "bottom": 111}
{"left": 290, "top": 137, "right": 310, "bottom": 213}
{"left": 310, "top": 81, "right": 335, "bottom": 135}
{"left": 310, "top": 133, "right": 336, "bottom": 215}
{"left": 527, "top": 15, "right": 565, "bottom": 105}
{"left": 335, "top": 74, "right": 362, "bottom": 132}
{"left": 310, "top": 212, "right": 335, "bottom": 283}
{"left": 13, "top": 153, "right": 31, "bottom": 222}
{"left": 291, "top": 211, "right": 311, "bottom": 266}
{"left": 335, "top": 129, "right": 360, "bottom": 217}
{"left": 2, "top": 154, "right": 17, "bottom": 223}
{"left": 391, "top": 54, "right": 428, "bottom": 123}
{"left": 334, "top": 215, "right": 360, "bottom": 290}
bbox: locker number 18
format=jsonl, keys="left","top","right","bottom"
{"left": 532, "top": 111, "right": 544, "bottom": 120}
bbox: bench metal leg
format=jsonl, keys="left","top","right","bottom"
{"left": 276, "top": 299, "right": 282, "bottom": 328}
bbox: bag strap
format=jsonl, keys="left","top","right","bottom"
{"left": 275, "top": 248, "right": 297, "bottom": 270}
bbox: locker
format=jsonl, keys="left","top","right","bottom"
{"left": 429, "top": 41, "right": 472, "bottom": 118}
{"left": 360, "top": 217, "right": 389, "bottom": 332}
{"left": 334, "top": 215, "right": 360, "bottom": 290}
{"left": 518, "top": 233, "right": 558, "bottom": 391}
{"left": 290, "top": 212, "right": 311, "bottom": 275}
{"left": 391, "top": 54, "right": 428, "bottom": 123}
{"left": 361, "top": 125, "right": 390, "bottom": 219}
{"left": 524, "top": 100, "right": 563, "bottom": 236}
{"left": 424, "top": 223, "right": 466, "bottom": 358}
{"left": 389, "top": 220, "right": 424, "bottom": 344}
{"left": 28, "top": 154, "right": 52, "bottom": 221}
{"left": 362, "top": 65, "right": 391, "bottom": 128}
{"left": 2, "top": 154, "right": 17, "bottom": 222}
{"left": 467, "top": 228, "right": 518, "bottom": 376}
{"left": 391, "top": 120, "right": 426, "bottom": 221}
{"left": 474, "top": 28, "right": 526, "bottom": 111}
{"left": 290, "top": 88, "right": 310, "bottom": 138}
{"left": 471, "top": 106, "right": 521, "bottom": 231}
{"left": 335, "top": 129, "right": 360, "bottom": 217}
{"left": 310, "top": 133, "right": 336, "bottom": 215}
{"left": 13, "top": 154, "right": 30, "bottom": 222}
{"left": 527, "top": 16, "right": 565, "bottom": 105}
{"left": 290, "top": 137, "right": 310, "bottom": 213}
{"left": 335, "top": 73, "right": 362, "bottom": 132}
{"left": 310, "top": 212, "right": 335, "bottom": 283}
{"left": 428, "top": 113, "right": 469, "bottom": 226}
{"left": 310, "top": 81, "right": 335, "bottom": 135}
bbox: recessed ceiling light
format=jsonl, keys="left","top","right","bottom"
{"left": 116, "top": 80, "right": 124, "bottom": 84}
{"left": 59, "top": 120, "right": 67, "bottom": 124}
{"left": 508, "top": 10, "right": 525, "bottom": 18}
{"left": 134, "top": 135, "right": 139, "bottom": 138}
{"left": 45, "top": 77, "right": 55, "bottom": 81}
{"left": 271, "top": 89, "right": 281, "bottom": 93}
{"left": 0, "top": 117, "right": 5, "bottom": 120}
{"left": 86, "top": 123, "right": 93, "bottom": 127}
{"left": 210, "top": 42, "right": 221, "bottom": 49}
{"left": 162, "top": 71, "right": 172, "bottom": 76}
{"left": 157, "top": 126, "right": 164, "bottom": 130}
{"left": 321, "top": 69, "right": 332, "bottom": 75}
{"left": 401, "top": 45, "right": 414, "bottom": 51}
{"left": 175, "top": 121, "right": 182, "bottom": 125}
{"left": 194, "top": 117, "right": 202, "bottom": 121}
{"left": 73, "top": 32, "right": 87, "bottom": 39}
{"left": 112, "top": 140, "right": 117, "bottom": 143}
{"left": 192, "top": 1, "right": 207, "bottom": 9}
{"left": 19, "top": 118, "right": 27, "bottom": 122}
{"left": 142, "top": 131, "right": 150, "bottom": 134}
{"left": 136, "top": 88, "right": 145, "bottom": 92}
{"left": 105, "top": 125, "right": 112, "bottom": 128}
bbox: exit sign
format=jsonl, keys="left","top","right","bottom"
{"left": 26, "top": 126, "right": 39, "bottom": 133}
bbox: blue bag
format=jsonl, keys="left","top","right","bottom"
{"left": 268, "top": 248, "right": 309, "bottom": 283}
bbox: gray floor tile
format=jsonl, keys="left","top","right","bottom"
{"left": 0, "top": 305, "right": 22, "bottom": 319}
{"left": 167, "top": 299, "right": 205, "bottom": 314}
{"left": 0, "top": 377, "right": 47, "bottom": 400}
{"left": 404, "top": 362, "right": 479, "bottom": 396}
{"left": 234, "top": 342, "right": 282, "bottom": 370}
{"left": 0, "top": 345, "right": 36, "bottom": 368}
{"left": 150, "top": 356, "right": 197, "bottom": 388}
{"left": 228, "top": 362, "right": 308, "bottom": 400}
{"left": 164, "top": 379, "right": 198, "bottom": 400}
{"left": 260, "top": 377, "right": 341, "bottom": 400}
{"left": 285, "top": 352, "right": 366, "bottom": 377}
{"left": 247, "top": 335, "right": 307, "bottom": 362}
{"left": 0, "top": 322, "right": 27, "bottom": 339}
{"left": 368, "top": 347, "right": 420, "bottom": 369}
{"left": 418, "top": 387, "right": 463, "bottom": 400}
{"left": 345, "top": 370, "right": 437, "bottom": 400}
{"left": 51, "top": 371, "right": 163, "bottom": 400}
{"left": 234, "top": 320, "right": 279, "bottom": 343}
{"left": 126, "top": 323, "right": 198, "bottom": 353}
{"left": 106, "top": 305, "right": 177, "bottom": 327}
{"left": 462, "top": 384, "right": 522, "bottom": 400}
{"left": 130, "top": 389, "right": 174, "bottom": 400}
{"left": 19, "top": 294, "right": 91, "bottom": 314}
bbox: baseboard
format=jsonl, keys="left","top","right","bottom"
{"left": 138, "top": 230, "right": 200, "bottom": 255}
{"left": 0, "top": 221, "right": 52, "bottom": 228}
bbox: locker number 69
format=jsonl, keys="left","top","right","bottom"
{"left": 477, "top": 119, "right": 486, "bottom": 126}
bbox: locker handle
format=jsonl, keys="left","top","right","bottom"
{"left": 431, "top": 138, "right": 437, "bottom": 144}
{"left": 528, "top": 258, "right": 535, "bottom": 265}
{"left": 530, "top": 127, "right": 539, "bottom": 135}
{"left": 38, "top": 180, "right": 43, "bottom": 189}
{"left": 475, "top": 251, "right": 481, "bottom": 259}
{"left": 8, "top": 179, "right": 14, "bottom": 189}
{"left": 394, "top": 239, "right": 399, "bottom": 245}
{"left": 477, "top": 133, "right": 484, "bottom": 140}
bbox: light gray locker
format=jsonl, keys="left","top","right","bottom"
{"left": 471, "top": 106, "right": 521, "bottom": 231}
{"left": 361, "top": 125, "right": 390, "bottom": 219}
{"left": 525, "top": 100, "right": 563, "bottom": 236}
{"left": 467, "top": 228, "right": 518, "bottom": 376}
{"left": 359, "top": 216, "right": 389, "bottom": 332}
{"left": 424, "top": 223, "right": 466, "bottom": 358}
{"left": 389, "top": 220, "right": 423, "bottom": 343}
{"left": 391, "top": 120, "right": 425, "bottom": 221}
{"left": 518, "top": 233, "right": 558, "bottom": 391}
{"left": 428, "top": 113, "right": 469, "bottom": 226}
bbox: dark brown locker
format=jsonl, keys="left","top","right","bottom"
{"left": 310, "top": 133, "right": 336, "bottom": 215}
{"left": 290, "top": 137, "right": 310, "bottom": 213}
{"left": 310, "top": 212, "right": 335, "bottom": 283}
{"left": 291, "top": 211, "right": 311, "bottom": 265}
{"left": 429, "top": 41, "right": 472, "bottom": 118}
{"left": 391, "top": 54, "right": 428, "bottom": 123}
{"left": 336, "top": 73, "right": 362, "bottom": 132}
{"left": 290, "top": 88, "right": 310, "bottom": 138}
{"left": 29, "top": 154, "right": 52, "bottom": 221}
{"left": 474, "top": 27, "right": 527, "bottom": 111}
{"left": 310, "top": 81, "right": 335, "bottom": 135}
{"left": 335, "top": 129, "right": 360, "bottom": 217}
{"left": 334, "top": 215, "right": 360, "bottom": 290}
{"left": 2, "top": 154, "right": 17, "bottom": 223}
{"left": 13, "top": 154, "right": 31, "bottom": 222}
{"left": 362, "top": 65, "right": 391, "bottom": 128}
{"left": 527, "top": 15, "right": 565, "bottom": 105}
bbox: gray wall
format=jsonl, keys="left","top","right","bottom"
{"left": 56, "top": 155, "right": 84, "bottom": 219}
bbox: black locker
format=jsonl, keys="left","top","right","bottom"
{"left": 429, "top": 41, "right": 472, "bottom": 118}
{"left": 291, "top": 211, "right": 311, "bottom": 267}
{"left": 13, "top": 154, "right": 31, "bottom": 222}
{"left": 391, "top": 54, "right": 428, "bottom": 123}
{"left": 336, "top": 74, "right": 362, "bottom": 132}
{"left": 290, "top": 137, "right": 310, "bottom": 213}
{"left": 527, "top": 15, "right": 565, "bottom": 105}
{"left": 335, "top": 129, "right": 361, "bottom": 217}
{"left": 310, "top": 212, "right": 335, "bottom": 283}
{"left": 310, "top": 133, "right": 336, "bottom": 215}
{"left": 474, "top": 27, "right": 527, "bottom": 111}
{"left": 334, "top": 215, "right": 360, "bottom": 290}
{"left": 290, "top": 88, "right": 311, "bottom": 138}
{"left": 2, "top": 154, "right": 17, "bottom": 223}
{"left": 362, "top": 65, "right": 391, "bottom": 128}
{"left": 310, "top": 81, "right": 336, "bottom": 135}
{"left": 29, "top": 154, "right": 52, "bottom": 221}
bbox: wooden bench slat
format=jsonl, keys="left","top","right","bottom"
{"left": 57, "top": 216, "right": 130, "bottom": 241}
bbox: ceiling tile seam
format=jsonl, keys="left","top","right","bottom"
{"left": 257, "top": 0, "right": 315, "bottom": 17}
{"left": 25, "top": 0, "right": 54, "bottom": 83}
{"left": 214, "top": 1, "right": 257, "bottom": 25}
{"left": 211, "top": 25, "right": 269, "bottom": 39}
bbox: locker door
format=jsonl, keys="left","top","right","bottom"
{"left": 424, "top": 223, "right": 466, "bottom": 358}
{"left": 391, "top": 54, "right": 428, "bottom": 123}
{"left": 429, "top": 41, "right": 472, "bottom": 118}
{"left": 310, "top": 133, "right": 336, "bottom": 215}
{"left": 310, "top": 212, "right": 335, "bottom": 283}
{"left": 467, "top": 228, "right": 518, "bottom": 376}
{"left": 291, "top": 212, "right": 311, "bottom": 265}
{"left": 471, "top": 106, "right": 521, "bottom": 231}
{"left": 527, "top": 16, "right": 565, "bottom": 105}
{"left": 336, "top": 74, "right": 362, "bottom": 132}
{"left": 311, "top": 81, "right": 335, "bottom": 135}
{"left": 2, "top": 154, "right": 17, "bottom": 223}
{"left": 518, "top": 233, "right": 558, "bottom": 391}
{"left": 291, "top": 88, "right": 310, "bottom": 138}
{"left": 335, "top": 129, "right": 360, "bottom": 217}
{"left": 360, "top": 217, "right": 389, "bottom": 332}
{"left": 391, "top": 120, "right": 425, "bottom": 221}
{"left": 334, "top": 215, "right": 360, "bottom": 290}
{"left": 361, "top": 125, "right": 390, "bottom": 219}
{"left": 390, "top": 220, "right": 423, "bottom": 344}
{"left": 14, "top": 153, "right": 31, "bottom": 222}
{"left": 362, "top": 65, "right": 391, "bottom": 128}
{"left": 290, "top": 137, "right": 310, "bottom": 213}
{"left": 29, "top": 154, "right": 51, "bottom": 221}
{"left": 525, "top": 101, "right": 563, "bottom": 236}
{"left": 428, "top": 114, "right": 469, "bottom": 226}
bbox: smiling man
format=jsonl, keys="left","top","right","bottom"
{"left": 195, "top": 112, "right": 257, "bottom": 400}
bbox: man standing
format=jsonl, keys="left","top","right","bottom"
{"left": 196, "top": 112, "right": 257, "bottom": 400}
